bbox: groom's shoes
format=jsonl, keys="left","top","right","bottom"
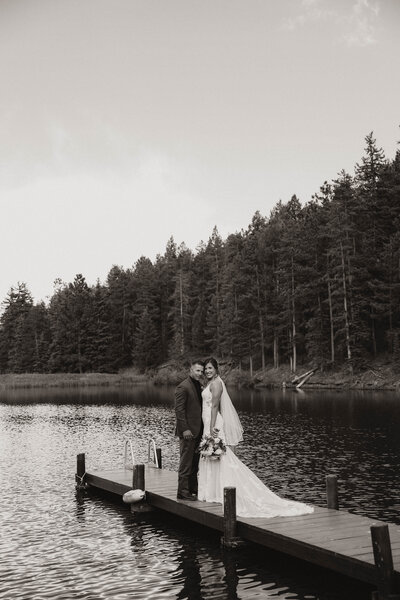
{"left": 177, "top": 492, "right": 197, "bottom": 501}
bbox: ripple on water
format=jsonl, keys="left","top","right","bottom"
{"left": 1, "top": 389, "right": 394, "bottom": 599}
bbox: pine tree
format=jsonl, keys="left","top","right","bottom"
{"left": 296, "top": 198, "right": 330, "bottom": 368}
{"left": 48, "top": 275, "right": 93, "bottom": 373}
{"left": 29, "top": 303, "right": 52, "bottom": 372}
{"left": 130, "top": 257, "right": 160, "bottom": 367}
{"left": 355, "top": 132, "right": 388, "bottom": 253}
{"left": 106, "top": 265, "right": 134, "bottom": 369}
{"left": 272, "top": 196, "right": 304, "bottom": 372}
{"left": 219, "top": 233, "right": 246, "bottom": 364}
{"left": 169, "top": 244, "right": 193, "bottom": 358}
{"left": 190, "top": 242, "right": 210, "bottom": 355}
{"left": 378, "top": 149, "right": 400, "bottom": 353}
{"left": 204, "top": 227, "right": 224, "bottom": 354}
{"left": 133, "top": 307, "right": 159, "bottom": 371}
{"left": 0, "top": 283, "right": 34, "bottom": 373}
{"left": 354, "top": 132, "right": 389, "bottom": 355}
{"left": 325, "top": 172, "right": 371, "bottom": 371}
{"left": 154, "top": 237, "right": 178, "bottom": 361}
{"left": 86, "top": 282, "right": 114, "bottom": 372}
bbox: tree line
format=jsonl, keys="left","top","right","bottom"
{"left": 1, "top": 132, "right": 400, "bottom": 375}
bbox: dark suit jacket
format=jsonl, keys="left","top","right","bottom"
{"left": 174, "top": 377, "right": 203, "bottom": 438}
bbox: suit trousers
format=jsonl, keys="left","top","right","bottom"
{"left": 178, "top": 436, "right": 201, "bottom": 496}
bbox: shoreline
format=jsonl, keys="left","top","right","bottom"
{"left": 1, "top": 360, "right": 400, "bottom": 391}
{"left": 0, "top": 372, "right": 149, "bottom": 390}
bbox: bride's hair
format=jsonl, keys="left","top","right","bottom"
{"left": 204, "top": 357, "right": 219, "bottom": 372}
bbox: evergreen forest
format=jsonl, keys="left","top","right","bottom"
{"left": 1, "top": 132, "right": 400, "bottom": 376}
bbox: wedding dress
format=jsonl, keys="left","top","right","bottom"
{"left": 197, "top": 378, "right": 314, "bottom": 518}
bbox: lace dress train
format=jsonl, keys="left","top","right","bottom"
{"left": 197, "top": 380, "right": 313, "bottom": 518}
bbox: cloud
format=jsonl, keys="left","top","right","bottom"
{"left": 282, "top": 0, "right": 381, "bottom": 47}
{"left": 344, "top": 0, "right": 380, "bottom": 47}
{"left": 282, "top": 0, "right": 336, "bottom": 32}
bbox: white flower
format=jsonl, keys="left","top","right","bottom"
{"left": 214, "top": 448, "right": 223, "bottom": 455}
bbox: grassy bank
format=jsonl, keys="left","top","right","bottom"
{"left": 152, "top": 358, "right": 400, "bottom": 390}
{"left": 255, "top": 362, "right": 400, "bottom": 391}
{"left": 1, "top": 358, "right": 400, "bottom": 390}
{"left": 0, "top": 369, "right": 148, "bottom": 390}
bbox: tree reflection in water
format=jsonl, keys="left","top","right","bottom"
{"left": 116, "top": 507, "right": 373, "bottom": 600}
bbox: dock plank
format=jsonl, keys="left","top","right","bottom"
{"left": 84, "top": 465, "right": 400, "bottom": 589}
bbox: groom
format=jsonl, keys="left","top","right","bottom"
{"left": 174, "top": 359, "right": 204, "bottom": 500}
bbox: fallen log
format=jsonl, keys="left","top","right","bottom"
{"left": 296, "top": 371, "right": 315, "bottom": 389}
{"left": 291, "top": 368, "right": 317, "bottom": 385}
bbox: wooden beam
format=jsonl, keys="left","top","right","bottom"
{"left": 371, "top": 524, "right": 399, "bottom": 599}
{"left": 156, "top": 448, "right": 162, "bottom": 469}
{"left": 132, "top": 464, "right": 145, "bottom": 490}
{"left": 326, "top": 475, "right": 339, "bottom": 510}
{"left": 221, "top": 487, "right": 244, "bottom": 548}
{"left": 75, "top": 453, "right": 86, "bottom": 490}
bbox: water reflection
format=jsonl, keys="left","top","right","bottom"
{"left": 112, "top": 506, "right": 372, "bottom": 599}
{"left": 0, "top": 383, "right": 174, "bottom": 406}
{"left": 1, "top": 386, "right": 399, "bottom": 598}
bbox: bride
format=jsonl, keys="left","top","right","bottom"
{"left": 197, "top": 358, "right": 313, "bottom": 518}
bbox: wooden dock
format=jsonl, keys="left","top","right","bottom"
{"left": 77, "top": 455, "right": 400, "bottom": 599}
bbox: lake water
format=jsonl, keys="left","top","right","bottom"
{"left": 1, "top": 384, "right": 400, "bottom": 599}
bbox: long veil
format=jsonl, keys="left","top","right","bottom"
{"left": 219, "top": 377, "right": 243, "bottom": 446}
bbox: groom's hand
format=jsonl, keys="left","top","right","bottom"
{"left": 183, "top": 429, "right": 194, "bottom": 440}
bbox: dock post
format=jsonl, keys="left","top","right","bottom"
{"left": 131, "top": 464, "right": 153, "bottom": 515}
{"left": 132, "top": 464, "right": 145, "bottom": 490}
{"left": 370, "top": 524, "right": 400, "bottom": 600}
{"left": 156, "top": 448, "right": 162, "bottom": 469}
{"left": 221, "top": 487, "right": 244, "bottom": 548}
{"left": 75, "top": 453, "right": 86, "bottom": 490}
{"left": 326, "top": 475, "right": 339, "bottom": 510}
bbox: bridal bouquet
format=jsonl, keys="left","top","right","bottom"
{"left": 198, "top": 430, "right": 227, "bottom": 460}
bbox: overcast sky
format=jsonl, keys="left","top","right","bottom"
{"left": 1, "top": 0, "right": 399, "bottom": 305}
